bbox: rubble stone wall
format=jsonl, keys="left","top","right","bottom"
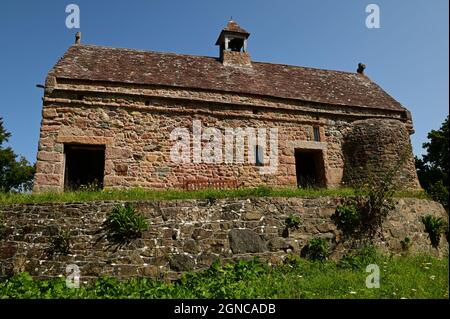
{"left": 33, "top": 83, "right": 419, "bottom": 192}
{"left": 0, "top": 197, "right": 447, "bottom": 281}
{"left": 342, "top": 119, "right": 421, "bottom": 189}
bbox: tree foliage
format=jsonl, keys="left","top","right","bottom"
{"left": 0, "top": 117, "right": 35, "bottom": 192}
{"left": 416, "top": 116, "right": 449, "bottom": 211}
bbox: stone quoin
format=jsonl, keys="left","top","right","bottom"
{"left": 33, "top": 20, "right": 420, "bottom": 192}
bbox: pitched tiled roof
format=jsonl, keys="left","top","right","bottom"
{"left": 49, "top": 44, "right": 406, "bottom": 112}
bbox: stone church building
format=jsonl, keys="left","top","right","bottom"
{"left": 33, "top": 20, "right": 420, "bottom": 192}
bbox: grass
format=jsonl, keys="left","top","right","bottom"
{"left": 0, "top": 254, "right": 447, "bottom": 299}
{"left": 0, "top": 186, "right": 429, "bottom": 205}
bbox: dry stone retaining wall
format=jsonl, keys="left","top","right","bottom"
{"left": 0, "top": 197, "right": 447, "bottom": 281}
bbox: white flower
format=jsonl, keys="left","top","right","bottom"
{"left": 349, "top": 291, "right": 357, "bottom": 294}
{"left": 430, "top": 275, "right": 436, "bottom": 280}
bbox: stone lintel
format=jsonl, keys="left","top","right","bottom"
{"left": 288, "top": 141, "right": 327, "bottom": 151}
{"left": 56, "top": 136, "right": 113, "bottom": 145}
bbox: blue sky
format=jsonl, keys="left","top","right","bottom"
{"left": 0, "top": 0, "right": 448, "bottom": 162}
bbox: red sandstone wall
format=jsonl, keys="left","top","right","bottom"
{"left": 33, "top": 84, "right": 417, "bottom": 192}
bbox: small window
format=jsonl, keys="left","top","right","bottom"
{"left": 313, "top": 127, "right": 320, "bottom": 142}
{"left": 255, "top": 145, "right": 264, "bottom": 166}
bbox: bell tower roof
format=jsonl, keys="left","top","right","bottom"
{"left": 215, "top": 20, "right": 250, "bottom": 46}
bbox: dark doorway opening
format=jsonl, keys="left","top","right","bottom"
{"left": 64, "top": 144, "right": 105, "bottom": 191}
{"left": 295, "top": 149, "right": 326, "bottom": 188}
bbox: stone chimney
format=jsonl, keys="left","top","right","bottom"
{"left": 357, "top": 63, "right": 366, "bottom": 75}
{"left": 215, "top": 20, "right": 251, "bottom": 67}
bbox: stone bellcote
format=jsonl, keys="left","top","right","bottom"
{"left": 215, "top": 20, "right": 251, "bottom": 67}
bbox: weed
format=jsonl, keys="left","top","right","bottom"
{"left": 400, "top": 236, "right": 412, "bottom": 251}
{"left": 302, "top": 237, "right": 329, "bottom": 261}
{"left": 101, "top": 203, "right": 148, "bottom": 247}
{"left": 421, "top": 215, "right": 447, "bottom": 248}
{"left": 47, "top": 229, "right": 71, "bottom": 257}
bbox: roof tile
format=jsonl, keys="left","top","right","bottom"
{"left": 49, "top": 44, "right": 405, "bottom": 112}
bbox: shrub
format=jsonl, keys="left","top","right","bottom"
{"left": 335, "top": 147, "right": 407, "bottom": 245}
{"left": 102, "top": 203, "right": 148, "bottom": 246}
{"left": 178, "top": 258, "right": 269, "bottom": 298}
{"left": 48, "top": 230, "right": 71, "bottom": 256}
{"left": 282, "top": 214, "right": 301, "bottom": 237}
{"left": 421, "top": 215, "right": 447, "bottom": 248}
{"left": 332, "top": 175, "right": 396, "bottom": 244}
{"left": 428, "top": 181, "right": 449, "bottom": 212}
{"left": 332, "top": 201, "right": 360, "bottom": 237}
{"left": 283, "top": 253, "right": 302, "bottom": 267}
{"left": 285, "top": 214, "right": 301, "bottom": 230}
{"left": 400, "top": 236, "right": 412, "bottom": 251}
{"left": 0, "top": 117, "right": 35, "bottom": 193}
{"left": 302, "top": 237, "right": 329, "bottom": 261}
{"left": 337, "top": 245, "right": 378, "bottom": 270}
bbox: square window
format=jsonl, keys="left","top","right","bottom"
{"left": 64, "top": 144, "right": 105, "bottom": 191}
